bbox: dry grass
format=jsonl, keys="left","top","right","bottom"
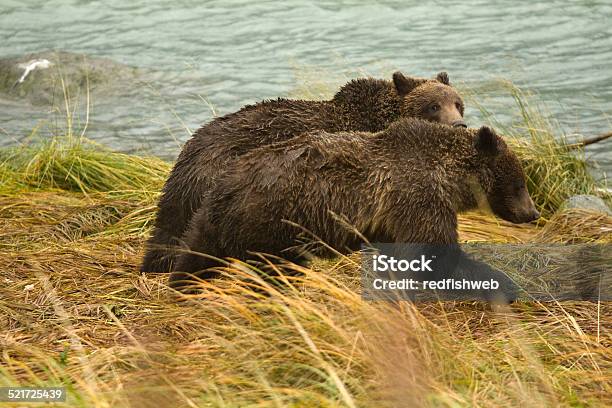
{"left": 1, "top": 187, "right": 610, "bottom": 407}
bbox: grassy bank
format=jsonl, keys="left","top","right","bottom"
{"left": 1, "top": 87, "right": 611, "bottom": 407}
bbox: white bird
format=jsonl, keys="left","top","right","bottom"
{"left": 12, "top": 58, "right": 52, "bottom": 89}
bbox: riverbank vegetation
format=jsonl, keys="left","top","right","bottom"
{"left": 0, "top": 83, "right": 610, "bottom": 407}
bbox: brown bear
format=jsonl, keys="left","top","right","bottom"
{"left": 170, "top": 119, "right": 540, "bottom": 301}
{"left": 141, "top": 71, "right": 466, "bottom": 273}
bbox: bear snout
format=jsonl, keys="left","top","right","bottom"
{"left": 513, "top": 207, "right": 540, "bottom": 223}
{"left": 523, "top": 198, "right": 541, "bottom": 222}
{"left": 452, "top": 119, "right": 467, "bottom": 128}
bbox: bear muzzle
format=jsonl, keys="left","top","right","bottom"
{"left": 452, "top": 119, "right": 467, "bottom": 128}
{"left": 511, "top": 207, "right": 541, "bottom": 224}
{"left": 528, "top": 209, "right": 541, "bottom": 222}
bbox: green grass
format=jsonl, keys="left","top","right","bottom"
{"left": 0, "top": 137, "right": 170, "bottom": 195}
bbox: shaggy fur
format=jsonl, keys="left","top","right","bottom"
{"left": 141, "top": 72, "right": 465, "bottom": 273}
{"left": 171, "top": 119, "right": 540, "bottom": 300}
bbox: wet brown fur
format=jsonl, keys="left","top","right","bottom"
{"left": 142, "top": 72, "right": 465, "bottom": 273}
{"left": 171, "top": 118, "right": 539, "bottom": 289}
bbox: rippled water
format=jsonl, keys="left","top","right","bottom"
{"left": 0, "top": 0, "right": 610, "bottom": 173}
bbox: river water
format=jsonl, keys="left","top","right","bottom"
{"left": 0, "top": 0, "right": 610, "bottom": 174}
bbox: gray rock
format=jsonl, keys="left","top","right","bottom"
{"left": 0, "top": 50, "right": 140, "bottom": 105}
{"left": 561, "top": 194, "right": 612, "bottom": 215}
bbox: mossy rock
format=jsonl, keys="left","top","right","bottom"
{"left": 0, "top": 50, "right": 140, "bottom": 105}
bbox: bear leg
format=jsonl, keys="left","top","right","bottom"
{"left": 169, "top": 205, "right": 223, "bottom": 292}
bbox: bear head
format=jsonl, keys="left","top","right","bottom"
{"left": 474, "top": 126, "right": 540, "bottom": 224}
{"left": 393, "top": 71, "right": 466, "bottom": 128}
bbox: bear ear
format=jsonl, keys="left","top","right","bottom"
{"left": 474, "top": 126, "right": 504, "bottom": 156}
{"left": 435, "top": 71, "right": 450, "bottom": 85}
{"left": 393, "top": 71, "right": 424, "bottom": 96}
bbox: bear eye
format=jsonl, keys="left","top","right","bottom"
{"left": 430, "top": 104, "right": 440, "bottom": 112}
{"left": 455, "top": 102, "right": 462, "bottom": 111}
